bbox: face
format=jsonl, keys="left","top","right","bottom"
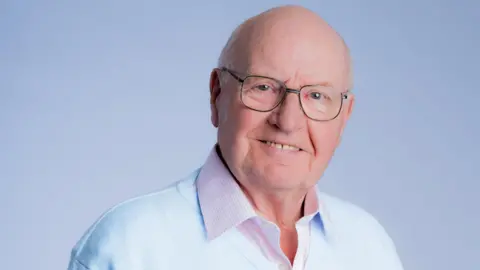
{"left": 210, "top": 22, "right": 354, "bottom": 194}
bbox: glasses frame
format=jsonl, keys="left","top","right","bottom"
{"left": 220, "top": 67, "right": 349, "bottom": 122}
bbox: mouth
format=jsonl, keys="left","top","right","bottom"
{"left": 259, "top": 140, "right": 302, "bottom": 151}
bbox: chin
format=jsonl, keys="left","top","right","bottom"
{"left": 265, "top": 177, "right": 307, "bottom": 191}
{"left": 253, "top": 163, "right": 308, "bottom": 190}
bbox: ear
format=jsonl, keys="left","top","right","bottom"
{"left": 336, "top": 93, "right": 355, "bottom": 147}
{"left": 209, "top": 69, "right": 222, "bottom": 128}
{"left": 343, "top": 92, "right": 355, "bottom": 120}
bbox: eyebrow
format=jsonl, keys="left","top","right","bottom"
{"left": 282, "top": 76, "right": 335, "bottom": 89}
{"left": 243, "top": 67, "right": 336, "bottom": 88}
{"left": 297, "top": 81, "right": 334, "bottom": 88}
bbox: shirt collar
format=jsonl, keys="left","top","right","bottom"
{"left": 196, "top": 145, "right": 328, "bottom": 241}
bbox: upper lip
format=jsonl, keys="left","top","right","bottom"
{"left": 259, "top": 139, "right": 303, "bottom": 150}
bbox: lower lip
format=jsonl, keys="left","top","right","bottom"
{"left": 258, "top": 141, "right": 302, "bottom": 156}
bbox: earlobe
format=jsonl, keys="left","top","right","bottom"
{"left": 209, "top": 69, "right": 221, "bottom": 128}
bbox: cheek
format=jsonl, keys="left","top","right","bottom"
{"left": 218, "top": 104, "right": 270, "bottom": 180}
{"left": 310, "top": 121, "right": 343, "bottom": 159}
{"left": 218, "top": 97, "right": 266, "bottom": 156}
{"left": 229, "top": 108, "right": 266, "bottom": 156}
{"left": 238, "top": 109, "right": 265, "bottom": 134}
{"left": 223, "top": 92, "right": 265, "bottom": 135}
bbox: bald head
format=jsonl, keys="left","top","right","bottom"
{"left": 218, "top": 5, "right": 352, "bottom": 89}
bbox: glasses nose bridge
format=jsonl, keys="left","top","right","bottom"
{"left": 277, "top": 87, "right": 303, "bottom": 112}
{"left": 280, "top": 87, "right": 302, "bottom": 104}
{"left": 285, "top": 88, "right": 301, "bottom": 96}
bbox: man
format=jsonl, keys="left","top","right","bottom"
{"left": 68, "top": 5, "right": 404, "bottom": 270}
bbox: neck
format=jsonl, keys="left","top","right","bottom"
{"left": 242, "top": 185, "right": 307, "bottom": 229}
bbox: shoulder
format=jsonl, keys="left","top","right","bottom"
{"left": 318, "top": 191, "right": 404, "bottom": 269}
{"left": 69, "top": 169, "right": 202, "bottom": 269}
{"left": 318, "top": 191, "right": 386, "bottom": 231}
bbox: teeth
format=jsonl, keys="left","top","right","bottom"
{"left": 264, "top": 141, "right": 300, "bottom": 151}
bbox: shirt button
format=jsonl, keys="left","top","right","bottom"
{"left": 278, "top": 264, "right": 290, "bottom": 270}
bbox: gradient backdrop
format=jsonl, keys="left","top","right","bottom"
{"left": 1, "top": 1, "right": 478, "bottom": 269}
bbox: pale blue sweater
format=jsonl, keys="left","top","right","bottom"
{"left": 67, "top": 169, "right": 404, "bottom": 270}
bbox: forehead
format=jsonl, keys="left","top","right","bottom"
{"left": 240, "top": 26, "right": 350, "bottom": 90}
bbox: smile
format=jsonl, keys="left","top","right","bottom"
{"left": 260, "top": 140, "right": 301, "bottom": 151}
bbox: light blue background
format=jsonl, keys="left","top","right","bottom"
{"left": 1, "top": 1, "right": 478, "bottom": 269}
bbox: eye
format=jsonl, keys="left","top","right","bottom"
{"left": 256, "top": 84, "right": 271, "bottom": 91}
{"left": 310, "top": 92, "right": 329, "bottom": 100}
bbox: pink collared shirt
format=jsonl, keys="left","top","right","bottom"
{"left": 196, "top": 147, "right": 320, "bottom": 270}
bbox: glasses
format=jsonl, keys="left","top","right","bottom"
{"left": 221, "top": 67, "right": 349, "bottom": 121}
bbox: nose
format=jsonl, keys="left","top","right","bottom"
{"left": 267, "top": 91, "right": 305, "bottom": 133}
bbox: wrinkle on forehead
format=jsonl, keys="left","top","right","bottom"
{"left": 218, "top": 5, "right": 353, "bottom": 90}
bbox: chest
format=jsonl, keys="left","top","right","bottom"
{"left": 139, "top": 230, "right": 363, "bottom": 270}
